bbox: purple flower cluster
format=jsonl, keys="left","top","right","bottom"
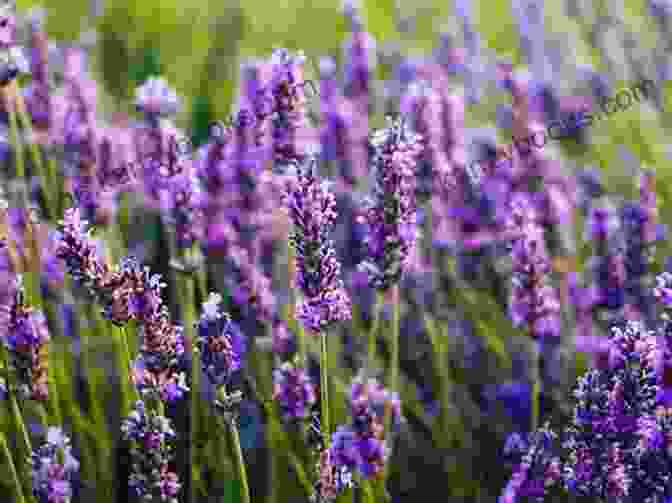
{"left": 560, "top": 320, "right": 662, "bottom": 501}
{"left": 0, "top": 277, "right": 50, "bottom": 400}
{"left": 357, "top": 116, "right": 424, "bottom": 290}
{"left": 284, "top": 156, "right": 351, "bottom": 332}
{"left": 195, "top": 293, "right": 246, "bottom": 387}
{"left": 31, "top": 427, "right": 79, "bottom": 503}
{"left": 57, "top": 208, "right": 188, "bottom": 401}
{"left": 325, "top": 375, "right": 402, "bottom": 486}
{"left": 121, "top": 400, "right": 181, "bottom": 503}
{"left": 272, "top": 361, "right": 316, "bottom": 421}
{"left": 502, "top": 313, "right": 672, "bottom": 502}
{"left": 268, "top": 48, "right": 312, "bottom": 168}
{"left": 500, "top": 425, "right": 562, "bottom": 503}
{"left": 505, "top": 193, "right": 561, "bottom": 339}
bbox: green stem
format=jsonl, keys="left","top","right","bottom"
{"left": 9, "top": 392, "right": 33, "bottom": 499}
{"left": 320, "top": 332, "right": 331, "bottom": 447}
{"left": 530, "top": 338, "right": 541, "bottom": 432}
{"left": 230, "top": 419, "right": 252, "bottom": 503}
{"left": 7, "top": 91, "right": 24, "bottom": 182}
{"left": 0, "top": 432, "right": 28, "bottom": 503}
{"left": 384, "top": 285, "right": 400, "bottom": 435}
{"left": 14, "top": 91, "right": 55, "bottom": 221}
{"left": 219, "top": 386, "right": 251, "bottom": 503}
{"left": 10, "top": 394, "right": 32, "bottom": 456}
{"left": 367, "top": 291, "right": 384, "bottom": 370}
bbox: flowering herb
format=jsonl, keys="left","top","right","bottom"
{"left": 195, "top": 292, "right": 246, "bottom": 387}
{"left": 358, "top": 116, "right": 424, "bottom": 291}
{"left": 31, "top": 427, "right": 80, "bottom": 503}
{"left": 284, "top": 154, "right": 351, "bottom": 332}
{"left": 121, "top": 400, "right": 181, "bottom": 503}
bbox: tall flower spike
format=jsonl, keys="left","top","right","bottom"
{"left": 0, "top": 276, "right": 51, "bottom": 400}
{"left": 195, "top": 292, "right": 246, "bottom": 386}
{"left": 499, "top": 423, "right": 562, "bottom": 503}
{"left": 505, "top": 193, "right": 561, "bottom": 339}
{"left": 273, "top": 361, "right": 317, "bottom": 421}
{"left": 31, "top": 427, "right": 80, "bottom": 503}
{"left": 285, "top": 154, "right": 351, "bottom": 332}
{"left": 121, "top": 400, "right": 181, "bottom": 503}
{"left": 357, "top": 116, "right": 424, "bottom": 290}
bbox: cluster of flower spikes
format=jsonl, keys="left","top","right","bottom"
{"left": 194, "top": 292, "right": 246, "bottom": 387}
{"left": 272, "top": 360, "right": 317, "bottom": 421}
{"left": 56, "top": 208, "right": 188, "bottom": 402}
{"left": 0, "top": 275, "right": 50, "bottom": 400}
{"left": 284, "top": 153, "right": 351, "bottom": 333}
{"left": 357, "top": 115, "right": 424, "bottom": 291}
{"left": 324, "top": 374, "right": 402, "bottom": 496}
{"left": 31, "top": 427, "right": 80, "bottom": 503}
{"left": 560, "top": 319, "right": 670, "bottom": 502}
{"left": 121, "top": 400, "right": 181, "bottom": 503}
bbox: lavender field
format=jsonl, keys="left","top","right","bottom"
{"left": 2, "top": 0, "right": 672, "bottom": 502}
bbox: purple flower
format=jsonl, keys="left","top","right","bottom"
{"left": 358, "top": 116, "right": 424, "bottom": 290}
{"left": 272, "top": 361, "right": 316, "bottom": 421}
{"left": 0, "top": 4, "right": 16, "bottom": 49}
{"left": 195, "top": 293, "right": 246, "bottom": 387}
{"left": 499, "top": 424, "right": 562, "bottom": 503}
{"left": 559, "top": 320, "right": 672, "bottom": 501}
{"left": 585, "top": 202, "right": 626, "bottom": 313}
{"left": 284, "top": 155, "right": 351, "bottom": 332}
{"left": 134, "top": 77, "right": 180, "bottom": 120}
{"left": 314, "top": 445, "right": 355, "bottom": 502}
{"left": 505, "top": 193, "right": 561, "bottom": 339}
{"left": 268, "top": 48, "right": 311, "bottom": 167}
{"left": 655, "top": 271, "right": 672, "bottom": 307}
{"left": 31, "top": 427, "right": 79, "bottom": 503}
{"left": 24, "top": 8, "right": 52, "bottom": 131}
{"left": 349, "top": 374, "right": 402, "bottom": 438}
{"left": 56, "top": 208, "right": 114, "bottom": 302}
{"left": 0, "top": 278, "right": 50, "bottom": 400}
{"left": 121, "top": 400, "right": 181, "bottom": 503}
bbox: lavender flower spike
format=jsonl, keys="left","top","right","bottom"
{"left": 285, "top": 154, "right": 351, "bottom": 332}
{"left": 31, "top": 427, "right": 79, "bottom": 503}
{"left": 505, "top": 193, "right": 561, "bottom": 339}
{"left": 273, "top": 361, "right": 317, "bottom": 421}
{"left": 357, "top": 116, "right": 424, "bottom": 291}
{"left": 0, "top": 276, "right": 50, "bottom": 400}
{"left": 121, "top": 400, "right": 181, "bottom": 503}
{"left": 195, "top": 292, "right": 246, "bottom": 386}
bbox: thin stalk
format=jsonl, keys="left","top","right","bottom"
{"left": 10, "top": 394, "right": 32, "bottom": 458}
{"left": 191, "top": 343, "right": 202, "bottom": 502}
{"left": 6, "top": 88, "right": 24, "bottom": 181}
{"left": 218, "top": 386, "right": 251, "bottom": 503}
{"left": 530, "top": 338, "right": 541, "bottom": 432}
{"left": 384, "top": 285, "right": 400, "bottom": 435}
{"left": 0, "top": 432, "right": 29, "bottom": 503}
{"left": 367, "top": 291, "right": 384, "bottom": 370}
{"left": 14, "top": 89, "right": 55, "bottom": 220}
{"left": 320, "top": 332, "right": 331, "bottom": 446}
{"left": 229, "top": 418, "right": 251, "bottom": 503}
{"left": 10, "top": 392, "right": 33, "bottom": 499}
